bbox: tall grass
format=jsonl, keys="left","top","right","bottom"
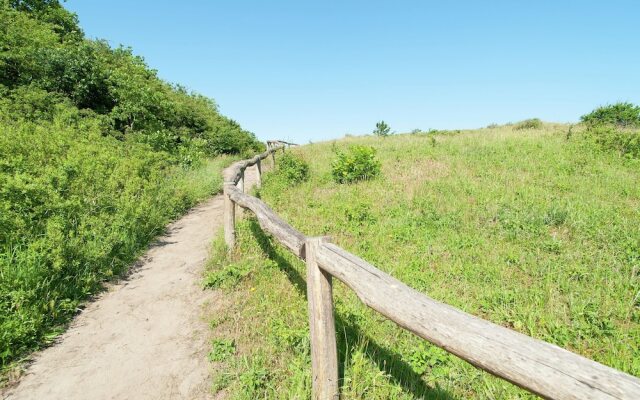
{"left": 205, "top": 125, "right": 640, "bottom": 398}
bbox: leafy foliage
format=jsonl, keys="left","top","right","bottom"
{"left": 0, "top": 1, "right": 263, "bottom": 157}
{"left": 276, "top": 152, "right": 310, "bottom": 184}
{"left": 408, "top": 344, "right": 451, "bottom": 376}
{"left": 204, "top": 261, "right": 254, "bottom": 289}
{"left": 331, "top": 145, "right": 381, "bottom": 184}
{"left": 582, "top": 125, "right": 640, "bottom": 159}
{"left": 209, "top": 339, "right": 236, "bottom": 362}
{"left": 579, "top": 103, "right": 640, "bottom": 159}
{"left": 581, "top": 102, "right": 640, "bottom": 128}
{"left": 0, "top": 0, "right": 261, "bottom": 368}
{"left": 373, "top": 120, "right": 391, "bottom": 136}
{"left": 513, "top": 118, "right": 543, "bottom": 130}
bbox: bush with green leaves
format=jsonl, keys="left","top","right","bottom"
{"left": 373, "top": 120, "right": 391, "bottom": 136}
{"left": 513, "top": 118, "right": 543, "bottom": 130}
{"left": 0, "top": 1, "right": 263, "bottom": 158}
{"left": 581, "top": 102, "right": 640, "bottom": 128}
{"left": 0, "top": 107, "right": 232, "bottom": 367}
{"left": 331, "top": 145, "right": 381, "bottom": 183}
{"left": 578, "top": 103, "right": 640, "bottom": 159}
{"left": 277, "top": 152, "right": 310, "bottom": 184}
{"left": 583, "top": 125, "right": 640, "bottom": 159}
{"left": 0, "top": 0, "right": 261, "bottom": 368}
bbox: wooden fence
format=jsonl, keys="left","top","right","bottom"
{"left": 222, "top": 144, "right": 640, "bottom": 400}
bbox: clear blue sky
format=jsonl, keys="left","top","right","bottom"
{"left": 65, "top": 0, "right": 640, "bottom": 143}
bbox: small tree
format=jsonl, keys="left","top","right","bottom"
{"left": 581, "top": 102, "right": 640, "bottom": 128}
{"left": 373, "top": 120, "right": 391, "bottom": 136}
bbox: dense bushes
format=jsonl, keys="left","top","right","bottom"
{"left": 331, "top": 145, "right": 381, "bottom": 183}
{"left": 0, "top": 0, "right": 261, "bottom": 368}
{"left": 581, "top": 102, "right": 640, "bottom": 128}
{"left": 580, "top": 103, "right": 640, "bottom": 158}
{"left": 0, "top": 107, "right": 232, "bottom": 366}
{"left": 513, "top": 118, "right": 543, "bottom": 130}
{"left": 277, "top": 152, "right": 309, "bottom": 184}
{"left": 0, "top": 1, "right": 262, "bottom": 157}
{"left": 582, "top": 124, "right": 640, "bottom": 159}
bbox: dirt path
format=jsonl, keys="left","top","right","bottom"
{"left": 3, "top": 165, "right": 260, "bottom": 400}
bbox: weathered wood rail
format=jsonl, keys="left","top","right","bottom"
{"left": 223, "top": 143, "right": 640, "bottom": 400}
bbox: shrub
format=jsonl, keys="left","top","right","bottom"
{"left": 277, "top": 152, "right": 310, "bottom": 184}
{"left": 583, "top": 125, "right": 640, "bottom": 159}
{"left": 0, "top": 112, "right": 229, "bottom": 366}
{"left": 0, "top": 0, "right": 263, "bottom": 367}
{"left": 204, "top": 262, "right": 253, "bottom": 289}
{"left": 513, "top": 118, "right": 543, "bottom": 130}
{"left": 209, "top": 339, "right": 235, "bottom": 362}
{"left": 373, "top": 120, "right": 391, "bottom": 136}
{"left": 581, "top": 102, "right": 640, "bottom": 128}
{"left": 0, "top": 3, "right": 262, "bottom": 158}
{"left": 331, "top": 145, "right": 381, "bottom": 184}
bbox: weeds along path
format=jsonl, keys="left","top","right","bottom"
{"left": 3, "top": 165, "right": 261, "bottom": 400}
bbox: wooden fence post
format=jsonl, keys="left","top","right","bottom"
{"left": 223, "top": 183, "right": 235, "bottom": 248}
{"left": 306, "top": 237, "right": 339, "bottom": 399}
{"left": 236, "top": 170, "right": 244, "bottom": 216}
{"left": 271, "top": 149, "right": 276, "bottom": 167}
{"left": 256, "top": 158, "right": 262, "bottom": 188}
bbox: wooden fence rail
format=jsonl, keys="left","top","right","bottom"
{"left": 222, "top": 143, "right": 640, "bottom": 400}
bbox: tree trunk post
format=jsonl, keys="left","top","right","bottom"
{"left": 306, "top": 237, "right": 339, "bottom": 400}
{"left": 223, "top": 183, "right": 235, "bottom": 249}
{"left": 256, "top": 158, "right": 262, "bottom": 189}
{"left": 236, "top": 170, "right": 244, "bottom": 216}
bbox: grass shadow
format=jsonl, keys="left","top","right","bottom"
{"left": 248, "top": 219, "right": 457, "bottom": 400}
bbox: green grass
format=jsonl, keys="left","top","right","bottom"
{"left": 205, "top": 124, "right": 640, "bottom": 398}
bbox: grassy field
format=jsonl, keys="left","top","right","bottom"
{"left": 205, "top": 124, "right": 640, "bottom": 399}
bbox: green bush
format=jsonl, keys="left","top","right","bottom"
{"left": 0, "top": 2, "right": 262, "bottom": 158}
{"left": 373, "top": 120, "right": 391, "bottom": 136}
{"left": 277, "top": 152, "right": 310, "bottom": 184}
{"left": 513, "top": 118, "right": 543, "bottom": 130}
{"left": 0, "top": 110, "right": 231, "bottom": 366}
{"left": 581, "top": 102, "right": 640, "bottom": 128}
{"left": 331, "top": 145, "right": 381, "bottom": 183}
{"left": 583, "top": 125, "right": 640, "bottom": 159}
{"left": 0, "top": 0, "right": 262, "bottom": 368}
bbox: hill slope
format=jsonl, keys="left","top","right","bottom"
{"left": 0, "top": 0, "right": 262, "bottom": 370}
{"left": 205, "top": 124, "right": 640, "bottom": 399}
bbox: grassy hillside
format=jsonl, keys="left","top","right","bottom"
{"left": 205, "top": 124, "right": 640, "bottom": 398}
{"left": 0, "top": 0, "right": 262, "bottom": 371}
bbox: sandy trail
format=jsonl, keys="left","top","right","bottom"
{"left": 3, "top": 165, "right": 260, "bottom": 400}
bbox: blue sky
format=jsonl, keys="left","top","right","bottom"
{"left": 65, "top": 0, "right": 640, "bottom": 143}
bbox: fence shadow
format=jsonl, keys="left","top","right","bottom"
{"left": 248, "top": 219, "right": 457, "bottom": 400}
